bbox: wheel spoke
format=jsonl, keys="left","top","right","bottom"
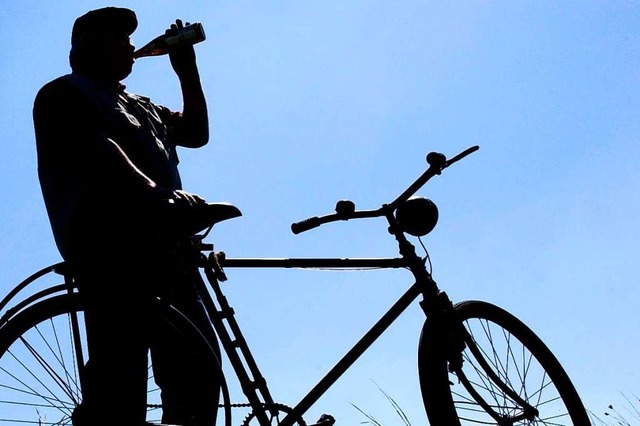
{"left": 27, "top": 321, "right": 81, "bottom": 403}
{"left": 0, "top": 297, "right": 83, "bottom": 424}
{"left": 422, "top": 301, "right": 589, "bottom": 425}
{"left": 7, "top": 345, "right": 73, "bottom": 415}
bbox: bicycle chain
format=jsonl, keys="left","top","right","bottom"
{"left": 148, "top": 402, "right": 306, "bottom": 426}
{"left": 147, "top": 401, "right": 279, "bottom": 409}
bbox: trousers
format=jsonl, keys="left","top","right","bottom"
{"left": 71, "top": 251, "right": 221, "bottom": 426}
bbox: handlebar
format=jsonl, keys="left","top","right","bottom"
{"left": 291, "top": 145, "right": 479, "bottom": 234}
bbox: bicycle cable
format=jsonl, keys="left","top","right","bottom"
{"left": 287, "top": 267, "right": 400, "bottom": 272}
{"left": 417, "top": 236, "right": 433, "bottom": 275}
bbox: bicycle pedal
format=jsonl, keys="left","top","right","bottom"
{"left": 309, "top": 413, "right": 335, "bottom": 426}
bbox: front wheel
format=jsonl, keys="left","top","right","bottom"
{"left": 419, "top": 300, "right": 590, "bottom": 425}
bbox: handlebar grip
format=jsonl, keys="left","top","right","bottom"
{"left": 291, "top": 216, "right": 322, "bottom": 234}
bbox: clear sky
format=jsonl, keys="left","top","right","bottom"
{"left": 1, "top": 1, "right": 639, "bottom": 425}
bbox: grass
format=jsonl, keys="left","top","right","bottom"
{"left": 354, "top": 384, "right": 640, "bottom": 426}
{"left": 351, "top": 381, "right": 413, "bottom": 426}
{"left": 589, "top": 394, "right": 640, "bottom": 426}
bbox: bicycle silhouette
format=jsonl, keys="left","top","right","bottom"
{"left": 0, "top": 146, "right": 591, "bottom": 425}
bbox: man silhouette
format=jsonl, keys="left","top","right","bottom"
{"left": 33, "top": 7, "right": 220, "bottom": 425}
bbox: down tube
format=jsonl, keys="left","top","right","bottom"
{"left": 280, "top": 282, "right": 423, "bottom": 426}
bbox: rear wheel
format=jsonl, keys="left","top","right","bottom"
{"left": 419, "top": 300, "right": 590, "bottom": 425}
{"left": 0, "top": 293, "right": 223, "bottom": 425}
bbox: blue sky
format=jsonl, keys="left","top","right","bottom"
{"left": 1, "top": 1, "right": 639, "bottom": 424}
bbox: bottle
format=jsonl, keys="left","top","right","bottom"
{"left": 134, "top": 22, "right": 206, "bottom": 58}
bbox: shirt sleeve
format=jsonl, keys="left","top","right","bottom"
{"left": 33, "top": 78, "right": 105, "bottom": 256}
{"left": 34, "top": 78, "right": 104, "bottom": 196}
{"left": 153, "top": 102, "right": 185, "bottom": 148}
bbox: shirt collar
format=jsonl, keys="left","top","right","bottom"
{"left": 71, "top": 71, "right": 126, "bottom": 93}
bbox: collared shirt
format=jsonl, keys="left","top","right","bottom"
{"left": 34, "top": 73, "right": 184, "bottom": 260}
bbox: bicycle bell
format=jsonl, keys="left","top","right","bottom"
{"left": 394, "top": 197, "right": 439, "bottom": 237}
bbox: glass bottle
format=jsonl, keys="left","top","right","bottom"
{"left": 134, "top": 22, "right": 206, "bottom": 58}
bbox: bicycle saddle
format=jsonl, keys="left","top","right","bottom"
{"left": 169, "top": 202, "right": 242, "bottom": 236}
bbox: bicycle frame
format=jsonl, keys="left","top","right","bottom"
{"left": 195, "top": 209, "right": 459, "bottom": 426}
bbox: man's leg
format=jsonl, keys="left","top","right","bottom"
{"left": 151, "top": 270, "right": 222, "bottom": 426}
{"left": 74, "top": 274, "right": 151, "bottom": 426}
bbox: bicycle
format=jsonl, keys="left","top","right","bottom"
{"left": 0, "top": 145, "right": 591, "bottom": 425}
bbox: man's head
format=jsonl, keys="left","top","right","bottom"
{"left": 69, "top": 7, "right": 138, "bottom": 82}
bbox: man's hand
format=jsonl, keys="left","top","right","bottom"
{"left": 170, "top": 189, "right": 206, "bottom": 207}
{"left": 164, "top": 189, "right": 212, "bottom": 236}
{"left": 167, "top": 19, "right": 199, "bottom": 80}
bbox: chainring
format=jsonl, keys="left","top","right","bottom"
{"left": 241, "top": 403, "right": 307, "bottom": 426}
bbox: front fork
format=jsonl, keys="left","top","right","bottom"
{"left": 424, "top": 291, "right": 540, "bottom": 424}
{"left": 408, "top": 242, "right": 539, "bottom": 424}
{"left": 394, "top": 231, "right": 467, "bottom": 426}
{"left": 419, "top": 290, "right": 466, "bottom": 372}
{"left": 390, "top": 219, "right": 467, "bottom": 369}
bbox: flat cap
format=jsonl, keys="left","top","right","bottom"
{"left": 71, "top": 7, "right": 138, "bottom": 45}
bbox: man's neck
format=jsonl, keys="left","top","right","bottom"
{"left": 74, "top": 70, "right": 123, "bottom": 92}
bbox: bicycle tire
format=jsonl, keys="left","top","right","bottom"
{"left": 0, "top": 293, "right": 225, "bottom": 426}
{"left": 418, "top": 300, "right": 590, "bottom": 425}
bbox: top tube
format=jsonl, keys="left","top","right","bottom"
{"left": 221, "top": 257, "right": 409, "bottom": 269}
